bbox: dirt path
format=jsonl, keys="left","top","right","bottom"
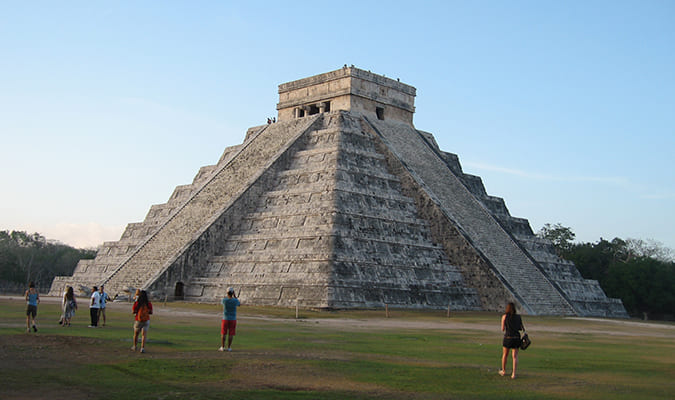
{"left": 4, "top": 296, "right": 674, "bottom": 338}
{"left": 152, "top": 303, "right": 675, "bottom": 338}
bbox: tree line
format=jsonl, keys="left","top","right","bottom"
{"left": 2, "top": 227, "right": 673, "bottom": 320}
{"left": 0, "top": 230, "right": 96, "bottom": 292}
{"left": 538, "top": 223, "right": 675, "bottom": 320}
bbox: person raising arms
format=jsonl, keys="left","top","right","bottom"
{"left": 219, "top": 287, "right": 240, "bottom": 352}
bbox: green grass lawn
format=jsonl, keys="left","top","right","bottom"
{"left": 1, "top": 298, "right": 673, "bottom": 399}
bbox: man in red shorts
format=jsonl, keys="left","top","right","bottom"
{"left": 219, "top": 287, "right": 240, "bottom": 352}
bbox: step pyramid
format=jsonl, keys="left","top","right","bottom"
{"left": 49, "top": 66, "right": 627, "bottom": 317}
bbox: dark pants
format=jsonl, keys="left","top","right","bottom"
{"left": 90, "top": 308, "right": 99, "bottom": 326}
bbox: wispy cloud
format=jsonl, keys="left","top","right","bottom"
{"left": 640, "top": 193, "right": 675, "bottom": 200}
{"left": 464, "top": 162, "right": 628, "bottom": 186}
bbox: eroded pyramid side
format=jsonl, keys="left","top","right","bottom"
{"left": 169, "top": 111, "right": 480, "bottom": 310}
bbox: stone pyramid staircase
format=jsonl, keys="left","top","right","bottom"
{"left": 96, "top": 116, "right": 321, "bottom": 297}
{"left": 366, "top": 117, "right": 577, "bottom": 316}
{"left": 49, "top": 118, "right": 319, "bottom": 297}
{"left": 182, "top": 111, "right": 480, "bottom": 309}
{"left": 49, "top": 108, "right": 626, "bottom": 317}
{"left": 422, "top": 135, "right": 627, "bottom": 317}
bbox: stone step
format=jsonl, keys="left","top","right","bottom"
{"left": 237, "top": 213, "right": 434, "bottom": 241}
{"left": 368, "top": 117, "right": 576, "bottom": 315}
{"left": 101, "top": 115, "right": 323, "bottom": 297}
{"left": 260, "top": 185, "right": 416, "bottom": 208}
{"left": 279, "top": 161, "right": 400, "bottom": 186}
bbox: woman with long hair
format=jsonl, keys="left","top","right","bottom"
{"left": 131, "top": 290, "right": 153, "bottom": 353}
{"left": 61, "top": 286, "right": 77, "bottom": 326}
{"left": 500, "top": 302, "right": 524, "bottom": 379}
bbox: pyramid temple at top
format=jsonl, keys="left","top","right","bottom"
{"left": 50, "top": 66, "right": 627, "bottom": 317}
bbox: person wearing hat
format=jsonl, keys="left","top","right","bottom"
{"left": 219, "top": 287, "right": 240, "bottom": 352}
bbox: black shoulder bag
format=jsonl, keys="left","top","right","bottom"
{"left": 520, "top": 331, "right": 531, "bottom": 350}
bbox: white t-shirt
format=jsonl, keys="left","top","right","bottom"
{"left": 90, "top": 291, "right": 101, "bottom": 309}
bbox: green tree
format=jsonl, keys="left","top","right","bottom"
{"left": 603, "top": 256, "right": 675, "bottom": 319}
{"left": 537, "top": 223, "right": 576, "bottom": 255}
{"left": 0, "top": 232, "right": 21, "bottom": 282}
{"left": 0, "top": 230, "right": 96, "bottom": 289}
{"left": 2, "top": 231, "right": 46, "bottom": 285}
{"left": 564, "top": 237, "right": 629, "bottom": 282}
{"left": 622, "top": 238, "right": 674, "bottom": 262}
{"left": 558, "top": 233, "right": 675, "bottom": 320}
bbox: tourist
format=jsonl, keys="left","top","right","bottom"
{"left": 500, "top": 302, "right": 525, "bottom": 379}
{"left": 219, "top": 287, "right": 240, "bottom": 352}
{"left": 89, "top": 286, "right": 101, "bottom": 327}
{"left": 24, "top": 281, "right": 40, "bottom": 333}
{"left": 131, "top": 290, "right": 153, "bottom": 353}
{"left": 61, "top": 286, "right": 77, "bottom": 326}
{"left": 99, "top": 285, "right": 111, "bottom": 326}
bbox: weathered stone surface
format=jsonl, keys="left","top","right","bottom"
{"left": 49, "top": 67, "right": 627, "bottom": 317}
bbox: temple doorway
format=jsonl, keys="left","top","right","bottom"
{"left": 174, "top": 282, "right": 184, "bottom": 300}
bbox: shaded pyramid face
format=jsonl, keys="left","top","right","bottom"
{"left": 185, "top": 112, "right": 481, "bottom": 310}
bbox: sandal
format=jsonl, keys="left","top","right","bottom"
{"left": 499, "top": 370, "right": 505, "bottom": 376}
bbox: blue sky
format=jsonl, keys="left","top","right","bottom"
{"left": 1, "top": 1, "right": 673, "bottom": 250}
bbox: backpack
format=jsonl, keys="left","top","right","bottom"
{"left": 137, "top": 304, "right": 150, "bottom": 321}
